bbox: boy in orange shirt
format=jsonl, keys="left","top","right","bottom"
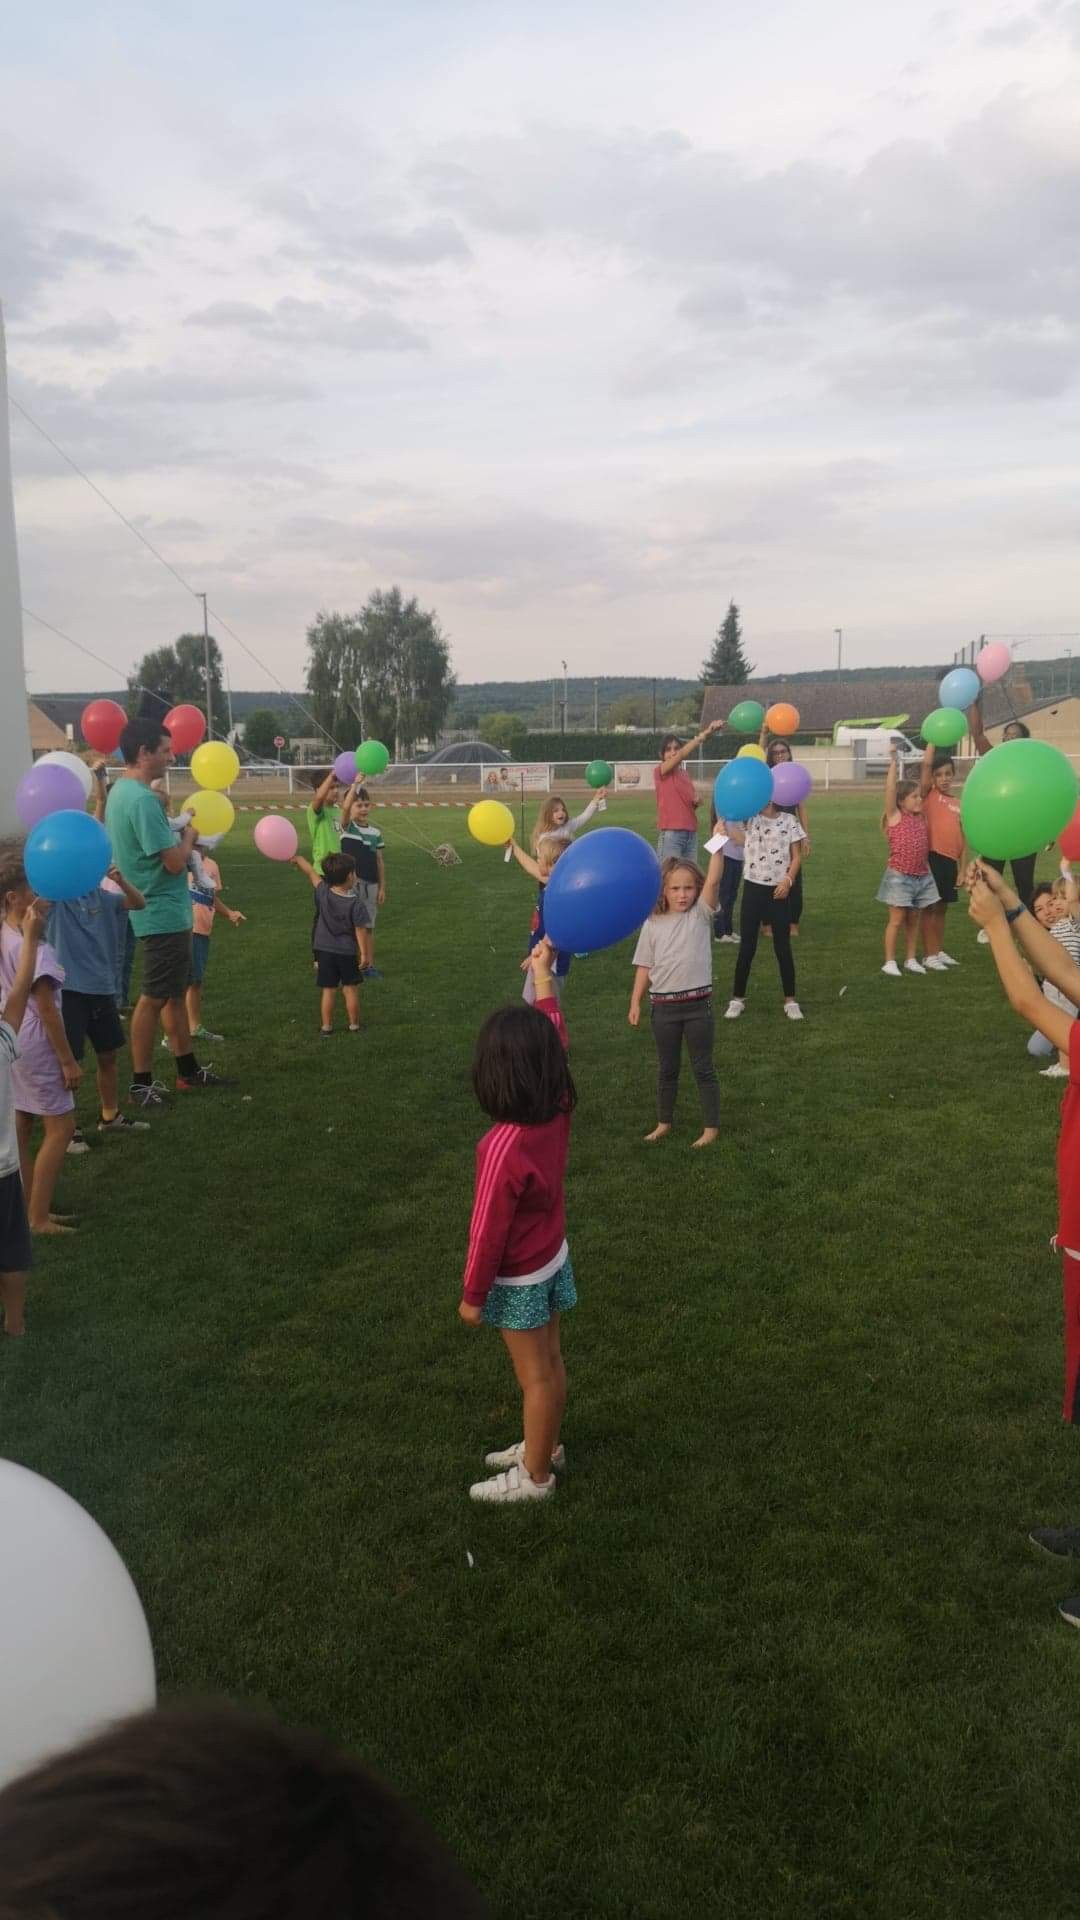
{"left": 918, "top": 745, "right": 965, "bottom": 971}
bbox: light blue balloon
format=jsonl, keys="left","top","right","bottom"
{"left": 713, "top": 757, "right": 774, "bottom": 822}
{"left": 939, "top": 667, "right": 981, "bottom": 710}
{"left": 24, "top": 812, "right": 111, "bottom": 903}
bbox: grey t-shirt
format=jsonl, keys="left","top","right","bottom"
{"left": 632, "top": 897, "right": 714, "bottom": 999}
{"left": 313, "top": 881, "right": 370, "bottom": 954}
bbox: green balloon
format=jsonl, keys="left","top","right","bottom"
{"left": 355, "top": 740, "right": 390, "bottom": 776}
{"left": 961, "top": 739, "right": 1078, "bottom": 860}
{"left": 728, "top": 701, "right": 765, "bottom": 735}
{"left": 585, "top": 759, "right": 613, "bottom": 789}
{"left": 922, "top": 707, "right": 967, "bottom": 748}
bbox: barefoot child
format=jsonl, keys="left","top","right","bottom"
{"left": 0, "top": 895, "right": 50, "bottom": 1333}
{"left": 918, "top": 745, "right": 964, "bottom": 969}
{"left": 629, "top": 847, "right": 724, "bottom": 1148}
{"left": 290, "top": 851, "right": 369, "bottom": 1034}
{"left": 507, "top": 838, "right": 571, "bottom": 1003}
{"left": 878, "top": 745, "right": 939, "bottom": 978}
{"left": 458, "top": 939, "right": 575, "bottom": 1505}
{"left": 0, "top": 847, "right": 78, "bottom": 1235}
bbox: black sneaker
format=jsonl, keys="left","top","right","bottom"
{"left": 1058, "top": 1595, "right": 1080, "bottom": 1628}
{"left": 129, "top": 1080, "right": 169, "bottom": 1110}
{"left": 176, "top": 1065, "right": 237, "bottom": 1089}
{"left": 1029, "top": 1526, "right": 1080, "bottom": 1559}
{"left": 98, "top": 1113, "right": 151, "bottom": 1134}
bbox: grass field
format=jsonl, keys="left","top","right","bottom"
{"left": 4, "top": 791, "right": 1080, "bottom": 1919}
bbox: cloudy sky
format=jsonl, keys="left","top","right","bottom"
{"left": 5, "top": 0, "right": 1080, "bottom": 696}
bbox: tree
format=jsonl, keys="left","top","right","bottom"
{"left": 484, "top": 712, "right": 528, "bottom": 751}
{"left": 607, "top": 693, "right": 653, "bottom": 727}
{"left": 244, "top": 709, "right": 288, "bottom": 758}
{"left": 664, "top": 694, "right": 701, "bottom": 728}
{"left": 700, "top": 602, "right": 755, "bottom": 685}
{"left": 128, "top": 633, "right": 225, "bottom": 724}
{"left": 305, "top": 588, "right": 455, "bottom": 759}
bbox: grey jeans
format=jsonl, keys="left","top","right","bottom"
{"left": 657, "top": 828, "right": 699, "bottom": 863}
{"left": 650, "top": 996, "right": 719, "bottom": 1127}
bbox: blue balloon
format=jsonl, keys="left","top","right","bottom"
{"left": 24, "top": 811, "right": 111, "bottom": 903}
{"left": 713, "top": 757, "right": 774, "bottom": 822}
{"left": 939, "top": 666, "right": 981, "bottom": 710}
{"left": 544, "top": 828, "right": 661, "bottom": 955}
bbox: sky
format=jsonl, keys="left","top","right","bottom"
{"left": 5, "top": 0, "right": 1080, "bottom": 696}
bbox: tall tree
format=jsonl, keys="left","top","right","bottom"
{"left": 244, "top": 709, "right": 289, "bottom": 758}
{"left": 305, "top": 589, "right": 455, "bottom": 759}
{"left": 700, "top": 602, "right": 755, "bottom": 685}
{"left": 129, "top": 633, "right": 225, "bottom": 721}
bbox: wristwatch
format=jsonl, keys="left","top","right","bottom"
{"left": 1005, "top": 904, "right": 1026, "bottom": 924}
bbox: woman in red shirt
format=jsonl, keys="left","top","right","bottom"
{"left": 653, "top": 724, "right": 724, "bottom": 862}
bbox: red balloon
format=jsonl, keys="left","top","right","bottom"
{"left": 80, "top": 699, "right": 127, "bottom": 753}
{"left": 164, "top": 705, "right": 207, "bottom": 754}
{"left": 1060, "top": 805, "right": 1080, "bottom": 863}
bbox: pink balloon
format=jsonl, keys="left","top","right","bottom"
{"left": 976, "top": 642, "right": 1011, "bottom": 685}
{"left": 254, "top": 813, "right": 298, "bottom": 862}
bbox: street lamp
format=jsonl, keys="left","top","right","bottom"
{"left": 835, "top": 627, "right": 843, "bottom": 676}
{"left": 561, "top": 659, "right": 568, "bottom": 735}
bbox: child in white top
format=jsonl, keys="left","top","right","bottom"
{"left": 725, "top": 805, "right": 806, "bottom": 1021}
{"left": 629, "top": 848, "right": 724, "bottom": 1148}
{"left": 531, "top": 790, "right": 608, "bottom": 856}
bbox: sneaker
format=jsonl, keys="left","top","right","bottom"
{"left": 1029, "top": 1526, "right": 1080, "bottom": 1558}
{"left": 175, "top": 1064, "right": 237, "bottom": 1090}
{"left": 320, "top": 1027, "right": 333, "bottom": 1037}
{"left": 363, "top": 966, "right": 384, "bottom": 980}
{"left": 721, "top": 933, "right": 741, "bottom": 944}
{"left": 129, "top": 1080, "right": 169, "bottom": 1109}
{"left": 904, "top": 959, "right": 927, "bottom": 975}
{"left": 485, "top": 1439, "right": 567, "bottom": 1472}
{"left": 923, "top": 955, "right": 948, "bottom": 971}
{"left": 783, "top": 1001, "right": 804, "bottom": 1021}
{"left": 66, "top": 1130, "right": 90, "bottom": 1157}
{"left": 1058, "top": 1595, "right": 1080, "bottom": 1629}
{"left": 938, "top": 952, "right": 960, "bottom": 967}
{"left": 881, "top": 960, "right": 901, "bottom": 977}
{"left": 724, "top": 998, "right": 745, "bottom": 1019}
{"left": 468, "top": 1463, "right": 555, "bottom": 1504}
{"left": 1040, "top": 1062, "right": 1069, "bottom": 1078}
{"left": 98, "top": 1113, "right": 150, "bottom": 1133}
{"left": 191, "top": 1024, "right": 224, "bottom": 1042}
{"left": 977, "top": 928, "right": 991, "bottom": 945}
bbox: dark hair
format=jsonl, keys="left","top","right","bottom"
{"left": 931, "top": 750, "right": 955, "bottom": 773}
{"left": 659, "top": 734, "right": 684, "bottom": 758}
{"left": 1004, "top": 720, "right": 1031, "bottom": 740}
{"left": 766, "top": 740, "right": 792, "bottom": 765}
{"left": 119, "top": 719, "right": 171, "bottom": 766}
{"left": 0, "top": 1702, "right": 488, "bottom": 1920}
{"left": 321, "top": 852, "right": 355, "bottom": 886}
{"left": 472, "top": 1003, "right": 576, "bottom": 1125}
{"left": 0, "top": 839, "right": 27, "bottom": 903}
{"left": 1033, "top": 882, "right": 1054, "bottom": 905}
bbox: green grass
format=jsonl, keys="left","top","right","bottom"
{"left": 4, "top": 793, "right": 1080, "bottom": 1918}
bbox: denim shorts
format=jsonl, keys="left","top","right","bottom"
{"left": 876, "top": 868, "right": 940, "bottom": 910}
{"left": 482, "top": 1255, "right": 577, "bottom": 1331}
{"left": 657, "top": 829, "right": 698, "bottom": 863}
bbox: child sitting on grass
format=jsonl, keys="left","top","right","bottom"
{"left": 0, "top": 846, "right": 78, "bottom": 1236}
{"left": 1028, "top": 868, "right": 1080, "bottom": 1078}
{"left": 290, "top": 851, "right": 370, "bottom": 1035}
{"left": 877, "top": 744, "right": 939, "bottom": 978}
{"left": 459, "top": 939, "right": 575, "bottom": 1506}
{"left": 507, "top": 837, "right": 571, "bottom": 1004}
{"left": 629, "top": 848, "right": 725, "bottom": 1148}
{"left": 0, "top": 895, "right": 49, "bottom": 1334}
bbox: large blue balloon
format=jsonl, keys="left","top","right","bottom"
{"left": 713, "top": 757, "right": 774, "bottom": 822}
{"left": 544, "top": 828, "right": 661, "bottom": 955}
{"left": 24, "top": 812, "right": 111, "bottom": 903}
{"left": 939, "top": 666, "right": 981, "bottom": 710}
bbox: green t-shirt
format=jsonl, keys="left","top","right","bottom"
{"left": 106, "top": 779, "right": 193, "bottom": 937}
{"left": 306, "top": 803, "right": 341, "bottom": 875}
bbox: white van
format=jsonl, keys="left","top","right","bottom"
{"left": 833, "top": 725, "right": 922, "bottom": 770}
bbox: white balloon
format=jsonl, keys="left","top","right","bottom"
{"left": 0, "top": 1459, "right": 155, "bottom": 1787}
{"left": 33, "top": 750, "right": 94, "bottom": 803}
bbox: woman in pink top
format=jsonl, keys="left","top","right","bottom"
{"left": 876, "top": 746, "right": 940, "bottom": 978}
{"left": 653, "top": 723, "right": 724, "bottom": 862}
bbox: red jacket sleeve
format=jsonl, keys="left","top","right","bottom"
{"left": 462, "top": 1130, "right": 524, "bottom": 1307}
{"left": 534, "top": 994, "right": 568, "bottom": 1052}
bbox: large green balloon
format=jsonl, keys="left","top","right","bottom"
{"left": 961, "top": 739, "right": 1078, "bottom": 859}
{"left": 728, "top": 700, "right": 765, "bottom": 735}
{"left": 922, "top": 707, "right": 967, "bottom": 748}
{"left": 355, "top": 739, "right": 390, "bottom": 776}
{"left": 585, "top": 759, "right": 613, "bottom": 789}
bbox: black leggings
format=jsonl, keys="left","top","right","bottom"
{"left": 734, "top": 881, "right": 796, "bottom": 998}
{"left": 650, "top": 997, "right": 719, "bottom": 1127}
{"left": 984, "top": 854, "right": 1036, "bottom": 909}
{"left": 764, "top": 867, "right": 803, "bottom": 928}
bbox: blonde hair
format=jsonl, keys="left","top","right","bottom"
{"left": 653, "top": 856, "right": 705, "bottom": 914}
{"left": 537, "top": 838, "right": 566, "bottom": 877}
{"left": 882, "top": 781, "right": 918, "bottom": 832}
{"left": 532, "top": 795, "right": 570, "bottom": 853}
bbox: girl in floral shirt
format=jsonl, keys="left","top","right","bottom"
{"left": 724, "top": 802, "right": 806, "bottom": 1022}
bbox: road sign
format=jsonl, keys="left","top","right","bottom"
{"left": 273, "top": 735, "right": 285, "bottom": 749}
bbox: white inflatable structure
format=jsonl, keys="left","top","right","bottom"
{"left": 0, "top": 307, "right": 33, "bottom": 834}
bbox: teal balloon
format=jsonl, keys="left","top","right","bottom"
{"left": 961, "top": 739, "right": 1078, "bottom": 860}
{"left": 728, "top": 700, "right": 765, "bottom": 735}
{"left": 922, "top": 707, "right": 967, "bottom": 748}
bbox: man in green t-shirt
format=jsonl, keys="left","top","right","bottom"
{"left": 305, "top": 769, "right": 343, "bottom": 874}
{"left": 106, "top": 718, "right": 232, "bottom": 1107}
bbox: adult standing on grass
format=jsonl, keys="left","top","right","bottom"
{"left": 653, "top": 723, "right": 724, "bottom": 862}
{"left": 106, "top": 720, "right": 231, "bottom": 1108}
{"left": 967, "top": 703, "right": 1036, "bottom": 924}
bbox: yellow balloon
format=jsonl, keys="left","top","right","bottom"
{"left": 468, "top": 799, "right": 515, "bottom": 847}
{"left": 737, "top": 744, "right": 767, "bottom": 761}
{"left": 187, "top": 790, "right": 235, "bottom": 838}
{"left": 190, "top": 742, "right": 240, "bottom": 791}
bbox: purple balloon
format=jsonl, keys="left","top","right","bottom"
{"left": 770, "top": 760, "right": 812, "bottom": 808}
{"left": 333, "top": 750, "right": 357, "bottom": 784}
{"left": 15, "top": 762, "right": 86, "bottom": 829}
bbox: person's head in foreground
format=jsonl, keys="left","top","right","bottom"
{"left": 931, "top": 752, "right": 955, "bottom": 791}
{"left": 1033, "top": 882, "right": 1063, "bottom": 929}
{"left": 119, "top": 720, "right": 174, "bottom": 778}
{"left": 0, "top": 842, "right": 30, "bottom": 927}
{"left": 765, "top": 740, "right": 792, "bottom": 766}
{"left": 320, "top": 852, "right": 356, "bottom": 889}
{"left": 535, "top": 836, "right": 566, "bottom": 881}
{"left": 658, "top": 733, "right": 685, "bottom": 769}
{"left": 656, "top": 856, "right": 705, "bottom": 915}
{"left": 1003, "top": 720, "right": 1031, "bottom": 743}
{"left": 0, "top": 1702, "right": 488, "bottom": 1920}
{"left": 472, "top": 996, "right": 576, "bottom": 1126}
{"left": 893, "top": 780, "right": 922, "bottom": 816}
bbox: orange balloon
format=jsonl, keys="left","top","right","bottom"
{"left": 766, "top": 702, "right": 800, "bottom": 736}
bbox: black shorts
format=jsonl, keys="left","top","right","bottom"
{"left": 140, "top": 930, "right": 193, "bottom": 1002}
{"left": 928, "top": 851, "right": 958, "bottom": 905}
{"left": 0, "top": 1168, "right": 32, "bottom": 1273}
{"left": 62, "top": 990, "right": 125, "bottom": 1062}
{"left": 315, "top": 950, "right": 361, "bottom": 988}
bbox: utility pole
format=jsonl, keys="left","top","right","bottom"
{"left": 834, "top": 627, "right": 842, "bottom": 677}
{"left": 1067, "top": 649, "right": 1074, "bottom": 698}
{"left": 593, "top": 678, "right": 598, "bottom": 730}
{"left": 651, "top": 677, "right": 657, "bottom": 727}
{"left": 197, "top": 592, "right": 213, "bottom": 738}
{"left": 552, "top": 679, "right": 557, "bottom": 728}
{"left": 223, "top": 658, "right": 234, "bottom": 739}
{"left": 561, "top": 659, "right": 568, "bottom": 735}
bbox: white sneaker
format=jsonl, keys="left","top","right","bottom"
{"left": 923, "top": 955, "right": 948, "bottom": 971}
{"left": 484, "top": 1439, "right": 567, "bottom": 1471}
{"left": 783, "top": 1001, "right": 804, "bottom": 1020}
{"left": 904, "top": 959, "right": 927, "bottom": 975}
{"left": 1040, "top": 1063, "right": 1069, "bottom": 1079}
{"left": 724, "top": 998, "right": 745, "bottom": 1019}
{"left": 938, "top": 952, "right": 960, "bottom": 967}
{"left": 469, "top": 1464, "right": 555, "bottom": 1504}
{"left": 881, "top": 960, "right": 901, "bottom": 977}
{"left": 721, "top": 933, "right": 740, "bottom": 944}
{"left": 977, "top": 929, "right": 990, "bottom": 945}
